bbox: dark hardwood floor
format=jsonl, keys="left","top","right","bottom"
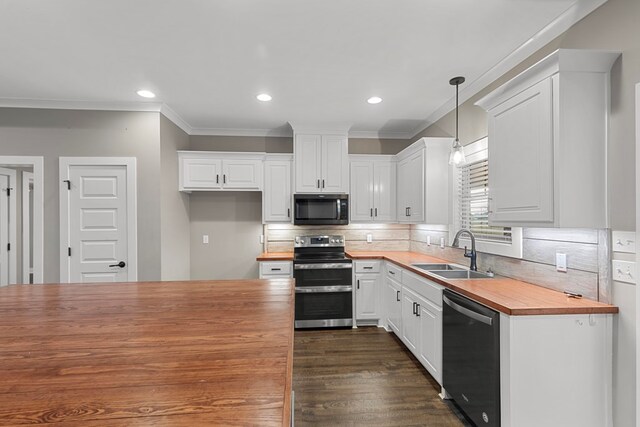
{"left": 293, "top": 327, "right": 471, "bottom": 426}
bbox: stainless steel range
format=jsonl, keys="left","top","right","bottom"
{"left": 293, "top": 235, "right": 353, "bottom": 329}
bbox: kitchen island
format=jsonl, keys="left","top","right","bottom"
{"left": 0, "top": 279, "right": 295, "bottom": 426}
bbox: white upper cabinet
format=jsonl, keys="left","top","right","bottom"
{"left": 476, "top": 49, "right": 620, "bottom": 228}
{"left": 292, "top": 126, "right": 349, "bottom": 193}
{"left": 350, "top": 156, "right": 396, "bottom": 223}
{"left": 293, "top": 134, "right": 322, "bottom": 192}
{"left": 263, "top": 155, "right": 292, "bottom": 223}
{"left": 179, "top": 151, "right": 263, "bottom": 191}
{"left": 396, "top": 137, "right": 452, "bottom": 224}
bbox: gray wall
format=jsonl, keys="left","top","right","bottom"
{"left": 189, "top": 192, "right": 263, "bottom": 280}
{"left": 0, "top": 108, "right": 162, "bottom": 282}
{"left": 160, "top": 115, "right": 191, "bottom": 280}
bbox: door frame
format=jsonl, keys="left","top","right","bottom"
{"left": 0, "top": 156, "right": 43, "bottom": 284}
{"left": 59, "top": 157, "right": 138, "bottom": 283}
{"left": 0, "top": 168, "right": 16, "bottom": 285}
{"left": 22, "top": 171, "right": 34, "bottom": 284}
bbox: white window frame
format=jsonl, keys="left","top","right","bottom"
{"left": 452, "top": 137, "right": 523, "bottom": 259}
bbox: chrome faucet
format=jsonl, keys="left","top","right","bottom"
{"left": 452, "top": 229, "right": 478, "bottom": 271}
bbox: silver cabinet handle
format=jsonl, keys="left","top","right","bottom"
{"left": 416, "top": 304, "right": 420, "bottom": 317}
{"left": 295, "top": 286, "right": 352, "bottom": 293}
{"left": 223, "top": 174, "right": 226, "bottom": 184}
{"left": 396, "top": 290, "right": 400, "bottom": 301}
{"left": 370, "top": 208, "right": 373, "bottom": 217}
{"left": 216, "top": 174, "right": 219, "bottom": 184}
{"left": 412, "top": 302, "right": 417, "bottom": 315}
{"left": 443, "top": 295, "right": 493, "bottom": 326}
{"left": 375, "top": 207, "right": 378, "bottom": 217}
{"left": 322, "top": 179, "right": 325, "bottom": 188}
{"left": 317, "top": 179, "right": 320, "bottom": 188}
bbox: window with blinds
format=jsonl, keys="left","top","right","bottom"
{"left": 458, "top": 159, "right": 512, "bottom": 243}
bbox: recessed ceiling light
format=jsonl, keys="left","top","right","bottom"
{"left": 257, "top": 93, "right": 272, "bottom": 102}
{"left": 367, "top": 96, "right": 382, "bottom": 104}
{"left": 136, "top": 89, "right": 156, "bottom": 98}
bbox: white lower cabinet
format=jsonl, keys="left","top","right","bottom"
{"left": 385, "top": 277, "right": 402, "bottom": 335}
{"left": 383, "top": 262, "right": 443, "bottom": 385}
{"left": 259, "top": 261, "right": 292, "bottom": 279}
{"left": 354, "top": 261, "right": 382, "bottom": 324}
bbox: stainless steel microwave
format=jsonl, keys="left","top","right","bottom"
{"left": 293, "top": 194, "right": 349, "bottom": 225}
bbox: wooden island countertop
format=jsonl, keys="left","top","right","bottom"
{"left": 257, "top": 251, "right": 618, "bottom": 316}
{"left": 0, "top": 279, "right": 295, "bottom": 426}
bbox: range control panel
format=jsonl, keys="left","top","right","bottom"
{"left": 295, "top": 235, "right": 345, "bottom": 247}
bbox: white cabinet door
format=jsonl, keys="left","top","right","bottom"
{"left": 321, "top": 135, "right": 348, "bottom": 193}
{"left": 355, "top": 273, "right": 379, "bottom": 320}
{"left": 488, "top": 78, "right": 554, "bottom": 224}
{"left": 401, "top": 287, "right": 419, "bottom": 354}
{"left": 424, "top": 140, "right": 450, "bottom": 225}
{"left": 418, "top": 296, "right": 442, "bottom": 385}
{"left": 405, "top": 150, "right": 425, "bottom": 222}
{"left": 182, "top": 158, "right": 222, "bottom": 189}
{"left": 373, "top": 161, "right": 396, "bottom": 222}
{"left": 350, "top": 161, "right": 374, "bottom": 222}
{"left": 386, "top": 277, "right": 402, "bottom": 335}
{"left": 222, "top": 159, "right": 262, "bottom": 190}
{"left": 294, "top": 134, "right": 322, "bottom": 193}
{"left": 263, "top": 161, "right": 291, "bottom": 223}
{"left": 397, "top": 156, "right": 411, "bottom": 222}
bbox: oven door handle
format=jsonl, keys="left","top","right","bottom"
{"left": 443, "top": 295, "right": 493, "bottom": 326}
{"left": 294, "top": 263, "right": 352, "bottom": 270}
{"left": 295, "top": 286, "right": 353, "bottom": 293}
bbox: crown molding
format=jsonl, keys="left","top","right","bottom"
{"left": 348, "top": 130, "right": 415, "bottom": 140}
{"left": 189, "top": 127, "right": 293, "bottom": 137}
{"left": 159, "top": 104, "right": 192, "bottom": 135}
{"left": 407, "top": 0, "right": 609, "bottom": 138}
{"left": 0, "top": 97, "right": 163, "bottom": 112}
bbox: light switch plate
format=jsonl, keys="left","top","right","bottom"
{"left": 366, "top": 233, "right": 373, "bottom": 243}
{"left": 202, "top": 234, "right": 209, "bottom": 244}
{"left": 427, "top": 236, "right": 431, "bottom": 246}
{"left": 440, "top": 237, "right": 445, "bottom": 249}
{"left": 613, "top": 260, "right": 636, "bottom": 284}
{"left": 556, "top": 253, "right": 567, "bottom": 272}
{"left": 612, "top": 231, "right": 636, "bottom": 254}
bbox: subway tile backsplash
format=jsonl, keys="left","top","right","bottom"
{"left": 264, "top": 223, "right": 611, "bottom": 303}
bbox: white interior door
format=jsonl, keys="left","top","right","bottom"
{"left": 60, "top": 158, "right": 137, "bottom": 283}
{"left": 0, "top": 167, "right": 17, "bottom": 286}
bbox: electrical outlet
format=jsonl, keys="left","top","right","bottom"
{"left": 366, "top": 233, "right": 373, "bottom": 243}
{"left": 440, "top": 237, "right": 445, "bottom": 249}
{"left": 613, "top": 260, "right": 636, "bottom": 284}
{"left": 260, "top": 234, "right": 264, "bottom": 244}
{"left": 427, "top": 236, "right": 431, "bottom": 246}
{"left": 556, "top": 253, "right": 567, "bottom": 272}
{"left": 202, "top": 234, "right": 209, "bottom": 244}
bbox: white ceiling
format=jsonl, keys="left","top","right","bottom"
{"left": 0, "top": 0, "right": 603, "bottom": 138}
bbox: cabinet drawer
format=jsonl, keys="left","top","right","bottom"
{"left": 402, "top": 270, "right": 443, "bottom": 307}
{"left": 386, "top": 262, "right": 402, "bottom": 281}
{"left": 354, "top": 260, "right": 381, "bottom": 273}
{"left": 260, "top": 261, "right": 292, "bottom": 276}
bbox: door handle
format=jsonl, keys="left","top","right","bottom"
{"left": 370, "top": 208, "right": 373, "bottom": 217}
{"left": 412, "top": 301, "right": 417, "bottom": 315}
{"left": 317, "top": 179, "right": 320, "bottom": 189}
{"left": 357, "top": 279, "right": 360, "bottom": 290}
{"left": 396, "top": 290, "right": 400, "bottom": 302}
{"left": 322, "top": 179, "right": 325, "bottom": 188}
{"left": 109, "top": 261, "right": 126, "bottom": 268}
{"left": 287, "top": 208, "right": 290, "bottom": 218}
{"left": 408, "top": 207, "right": 411, "bottom": 216}
{"left": 375, "top": 208, "right": 377, "bottom": 217}
{"left": 416, "top": 304, "right": 420, "bottom": 317}
{"left": 216, "top": 174, "right": 219, "bottom": 184}
{"left": 223, "top": 174, "right": 226, "bottom": 184}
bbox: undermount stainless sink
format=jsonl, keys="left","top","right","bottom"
{"left": 429, "top": 270, "right": 494, "bottom": 280}
{"left": 411, "top": 263, "right": 463, "bottom": 271}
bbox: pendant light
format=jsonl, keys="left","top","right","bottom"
{"left": 448, "top": 76, "right": 466, "bottom": 166}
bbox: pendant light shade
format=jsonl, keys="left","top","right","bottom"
{"left": 448, "top": 76, "right": 466, "bottom": 166}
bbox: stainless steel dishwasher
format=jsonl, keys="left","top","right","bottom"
{"left": 443, "top": 289, "right": 500, "bottom": 427}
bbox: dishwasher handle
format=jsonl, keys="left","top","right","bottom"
{"left": 443, "top": 294, "right": 493, "bottom": 326}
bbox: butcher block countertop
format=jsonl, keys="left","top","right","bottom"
{"left": 257, "top": 251, "right": 618, "bottom": 316}
{"left": 0, "top": 279, "right": 295, "bottom": 426}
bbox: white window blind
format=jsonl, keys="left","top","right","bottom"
{"left": 458, "top": 158, "right": 512, "bottom": 243}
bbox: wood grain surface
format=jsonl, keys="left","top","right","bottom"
{"left": 346, "top": 251, "right": 618, "bottom": 315}
{"left": 0, "top": 279, "right": 295, "bottom": 426}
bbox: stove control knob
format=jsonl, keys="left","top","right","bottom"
{"left": 330, "top": 239, "right": 335, "bottom": 243}
{"left": 295, "top": 237, "right": 299, "bottom": 243}
{"left": 339, "top": 238, "right": 344, "bottom": 243}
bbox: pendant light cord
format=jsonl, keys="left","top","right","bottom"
{"left": 455, "top": 82, "right": 459, "bottom": 141}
